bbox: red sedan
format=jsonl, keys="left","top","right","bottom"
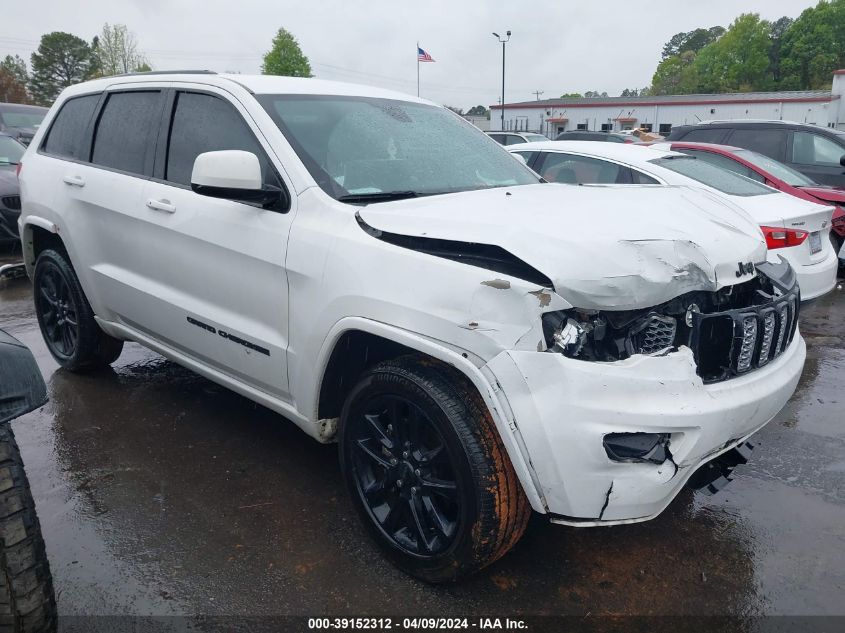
{"left": 654, "top": 141, "right": 845, "bottom": 258}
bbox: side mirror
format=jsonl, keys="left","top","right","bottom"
{"left": 512, "top": 153, "right": 528, "bottom": 165}
{"left": 0, "top": 330, "right": 47, "bottom": 425}
{"left": 191, "top": 150, "right": 280, "bottom": 206}
{"left": 839, "top": 154, "right": 845, "bottom": 168}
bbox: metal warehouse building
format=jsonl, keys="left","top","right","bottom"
{"left": 491, "top": 70, "right": 845, "bottom": 137}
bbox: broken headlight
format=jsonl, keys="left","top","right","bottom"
{"left": 542, "top": 309, "right": 678, "bottom": 361}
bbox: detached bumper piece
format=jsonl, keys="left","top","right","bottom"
{"left": 686, "top": 441, "right": 754, "bottom": 494}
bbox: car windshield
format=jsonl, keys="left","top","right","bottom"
{"left": 650, "top": 155, "right": 774, "bottom": 197}
{"left": 258, "top": 95, "right": 539, "bottom": 201}
{"left": 0, "top": 110, "right": 44, "bottom": 129}
{"left": 733, "top": 149, "right": 815, "bottom": 186}
{"left": 0, "top": 136, "right": 24, "bottom": 165}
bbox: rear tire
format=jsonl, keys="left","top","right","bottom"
{"left": 0, "top": 423, "right": 56, "bottom": 633}
{"left": 338, "top": 355, "right": 531, "bottom": 583}
{"left": 33, "top": 248, "right": 123, "bottom": 372}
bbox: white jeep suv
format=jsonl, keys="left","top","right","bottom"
{"left": 18, "top": 72, "right": 805, "bottom": 582}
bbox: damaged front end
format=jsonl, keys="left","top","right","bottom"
{"left": 541, "top": 258, "right": 800, "bottom": 384}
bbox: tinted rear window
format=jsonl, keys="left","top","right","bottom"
{"left": 650, "top": 156, "right": 774, "bottom": 197}
{"left": 42, "top": 95, "right": 100, "bottom": 160}
{"left": 91, "top": 91, "right": 161, "bottom": 174}
{"left": 727, "top": 129, "right": 787, "bottom": 161}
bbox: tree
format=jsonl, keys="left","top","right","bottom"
{"left": 262, "top": 28, "right": 311, "bottom": 77}
{"left": 584, "top": 90, "right": 608, "bottom": 98}
{"left": 661, "top": 26, "right": 725, "bottom": 59}
{"left": 780, "top": 0, "right": 845, "bottom": 89}
{"left": 559, "top": 92, "right": 583, "bottom": 98}
{"left": 95, "top": 23, "right": 149, "bottom": 76}
{"left": 1, "top": 55, "right": 28, "bottom": 87}
{"left": 466, "top": 105, "right": 489, "bottom": 116}
{"left": 651, "top": 50, "right": 697, "bottom": 95}
{"left": 30, "top": 32, "right": 96, "bottom": 105}
{"left": 0, "top": 69, "right": 29, "bottom": 103}
{"left": 445, "top": 105, "right": 464, "bottom": 115}
{"left": 691, "top": 14, "right": 773, "bottom": 92}
{"left": 769, "top": 16, "right": 794, "bottom": 85}
{"left": 620, "top": 88, "right": 640, "bottom": 97}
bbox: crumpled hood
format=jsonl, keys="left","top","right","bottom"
{"left": 358, "top": 184, "right": 768, "bottom": 310}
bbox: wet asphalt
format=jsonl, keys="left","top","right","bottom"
{"left": 0, "top": 243, "right": 843, "bottom": 621}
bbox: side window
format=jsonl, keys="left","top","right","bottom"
{"left": 682, "top": 128, "right": 728, "bottom": 144}
{"left": 166, "top": 92, "right": 279, "bottom": 189}
{"left": 631, "top": 169, "right": 659, "bottom": 184}
{"left": 728, "top": 129, "right": 787, "bottom": 161}
{"left": 488, "top": 134, "right": 506, "bottom": 145}
{"left": 504, "top": 135, "right": 526, "bottom": 146}
{"left": 681, "top": 149, "right": 763, "bottom": 181}
{"left": 792, "top": 132, "right": 845, "bottom": 166}
{"left": 91, "top": 91, "right": 161, "bottom": 174}
{"left": 41, "top": 94, "right": 100, "bottom": 160}
{"left": 538, "top": 153, "right": 623, "bottom": 184}
{"left": 511, "top": 151, "right": 538, "bottom": 167}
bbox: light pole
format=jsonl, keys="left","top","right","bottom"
{"left": 492, "top": 31, "right": 511, "bottom": 131}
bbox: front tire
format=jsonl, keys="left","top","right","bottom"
{"left": 0, "top": 423, "right": 56, "bottom": 633}
{"left": 338, "top": 356, "right": 531, "bottom": 583}
{"left": 33, "top": 249, "right": 123, "bottom": 372}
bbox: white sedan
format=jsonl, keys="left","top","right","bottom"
{"left": 510, "top": 141, "right": 838, "bottom": 300}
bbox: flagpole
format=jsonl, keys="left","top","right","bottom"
{"left": 416, "top": 41, "right": 420, "bottom": 97}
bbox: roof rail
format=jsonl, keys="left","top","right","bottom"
{"left": 696, "top": 119, "right": 802, "bottom": 125}
{"left": 114, "top": 69, "right": 218, "bottom": 78}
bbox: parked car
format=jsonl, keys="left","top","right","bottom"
{"left": 653, "top": 141, "right": 845, "bottom": 258}
{"left": 19, "top": 73, "right": 805, "bottom": 581}
{"left": 666, "top": 120, "right": 845, "bottom": 187}
{"left": 510, "top": 141, "right": 837, "bottom": 300}
{"left": 0, "top": 133, "right": 25, "bottom": 243}
{"left": 485, "top": 131, "right": 548, "bottom": 145}
{"left": 0, "top": 329, "right": 57, "bottom": 632}
{"left": 554, "top": 130, "right": 633, "bottom": 143}
{"left": 0, "top": 104, "right": 48, "bottom": 147}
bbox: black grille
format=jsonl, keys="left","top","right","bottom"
{"left": 690, "top": 289, "right": 800, "bottom": 383}
{"left": 1, "top": 196, "right": 20, "bottom": 210}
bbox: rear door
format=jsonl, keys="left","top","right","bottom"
{"left": 134, "top": 87, "right": 295, "bottom": 399}
{"left": 42, "top": 88, "right": 164, "bottom": 320}
{"left": 787, "top": 130, "right": 845, "bottom": 186}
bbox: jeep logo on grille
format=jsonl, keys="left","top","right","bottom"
{"left": 735, "top": 261, "right": 755, "bottom": 278}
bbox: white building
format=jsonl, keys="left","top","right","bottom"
{"left": 491, "top": 70, "right": 845, "bottom": 137}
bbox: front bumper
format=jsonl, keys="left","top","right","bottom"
{"left": 486, "top": 333, "right": 805, "bottom": 525}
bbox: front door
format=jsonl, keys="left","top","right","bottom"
{"left": 132, "top": 88, "right": 295, "bottom": 400}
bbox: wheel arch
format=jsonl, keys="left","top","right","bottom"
{"left": 21, "top": 218, "right": 64, "bottom": 277}
{"left": 312, "top": 317, "right": 546, "bottom": 512}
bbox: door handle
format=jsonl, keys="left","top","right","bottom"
{"left": 62, "top": 175, "right": 85, "bottom": 187}
{"left": 146, "top": 198, "right": 176, "bottom": 214}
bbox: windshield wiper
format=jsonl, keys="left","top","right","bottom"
{"left": 337, "top": 191, "right": 420, "bottom": 204}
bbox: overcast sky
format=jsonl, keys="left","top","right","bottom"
{"left": 2, "top": 0, "right": 820, "bottom": 108}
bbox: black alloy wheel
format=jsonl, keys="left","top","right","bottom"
{"left": 35, "top": 261, "right": 78, "bottom": 359}
{"left": 339, "top": 356, "right": 532, "bottom": 582}
{"left": 33, "top": 248, "right": 123, "bottom": 371}
{"left": 349, "top": 393, "right": 461, "bottom": 557}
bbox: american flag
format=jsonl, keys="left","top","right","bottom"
{"left": 418, "top": 47, "right": 435, "bottom": 62}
